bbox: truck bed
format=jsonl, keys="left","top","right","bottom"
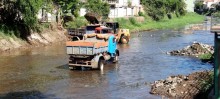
{"left": 66, "top": 40, "right": 108, "bottom": 55}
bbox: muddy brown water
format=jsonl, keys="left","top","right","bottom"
{"left": 0, "top": 23, "right": 214, "bottom": 99}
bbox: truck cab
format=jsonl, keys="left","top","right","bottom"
{"left": 95, "top": 27, "right": 113, "bottom": 34}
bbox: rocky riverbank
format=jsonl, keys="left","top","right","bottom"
{"left": 167, "top": 42, "right": 214, "bottom": 57}
{"left": 150, "top": 71, "right": 213, "bottom": 98}
{"left": 149, "top": 42, "right": 214, "bottom": 98}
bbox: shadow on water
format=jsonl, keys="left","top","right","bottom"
{"left": 56, "top": 64, "right": 69, "bottom": 70}
{"left": 56, "top": 59, "right": 119, "bottom": 71}
{"left": 0, "top": 90, "right": 52, "bottom": 99}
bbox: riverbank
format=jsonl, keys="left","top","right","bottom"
{"left": 150, "top": 42, "right": 214, "bottom": 98}
{"left": 0, "top": 13, "right": 205, "bottom": 53}
{"left": 0, "top": 27, "right": 67, "bottom": 53}
{"left": 150, "top": 71, "right": 213, "bottom": 98}
{"left": 115, "top": 13, "right": 205, "bottom": 33}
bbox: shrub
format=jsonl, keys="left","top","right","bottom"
{"left": 66, "top": 18, "right": 88, "bottom": 28}
{"left": 138, "top": 11, "right": 144, "bottom": 16}
{"left": 129, "top": 17, "right": 137, "bottom": 25}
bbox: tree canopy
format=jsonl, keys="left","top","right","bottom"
{"left": 53, "top": 0, "right": 81, "bottom": 18}
{"left": 142, "top": 0, "right": 186, "bottom": 21}
{"left": 84, "top": 0, "right": 110, "bottom": 20}
{"left": 0, "top": 0, "right": 51, "bottom": 39}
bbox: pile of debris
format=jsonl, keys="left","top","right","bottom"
{"left": 150, "top": 71, "right": 212, "bottom": 98}
{"left": 167, "top": 42, "right": 214, "bottom": 57}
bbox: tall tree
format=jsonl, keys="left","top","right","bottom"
{"left": 142, "top": 0, "right": 186, "bottom": 21}
{"left": 54, "top": 0, "right": 81, "bottom": 18}
{"left": 84, "top": 0, "right": 110, "bottom": 21}
{"left": 0, "top": 0, "right": 51, "bottom": 39}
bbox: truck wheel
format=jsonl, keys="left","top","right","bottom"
{"left": 98, "top": 59, "right": 104, "bottom": 71}
{"left": 120, "top": 35, "right": 129, "bottom": 44}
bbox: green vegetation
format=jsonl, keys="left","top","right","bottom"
{"left": 198, "top": 53, "right": 213, "bottom": 60}
{"left": 84, "top": 0, "right": 110, "bottom": 20}
{"left": 66, "top": 17, "right": 88, "bottom": 28}
{"left": 54, "top": 0, "right": 81, "bottom": 18}
{"left": 115, "top": 13, "right": 205, "bottom": 32}
{"left": 0, "top": 0, "right": 52, "bottom": 40}
{"left": 141, "top": 0, "right": 186, "bottom": 21}
{"left": 196, "top": 71, "right": 214, "bottom": 99}
{"left": 0, "top": 0, "right": 110, "bottom": 39}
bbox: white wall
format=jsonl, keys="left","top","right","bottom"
{"left": 80, "top": 8, "right": 86, "bottom": 16}
{"left": 131, "top": 0, "right": 140, "bottom": 6}
{"left": 185, "top": 0, "right": 195, "bottom": 12}
{"left": 127, "top": 8, "right": 132, "bottom": 16}
{"left": 80, "top": 0, "right": 141, "bottom": 18}
{"left": 118, "top": 0, "right": 127, "bottom": 6}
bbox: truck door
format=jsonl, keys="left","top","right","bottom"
{"left": 108, "top": 35, "right": 117, "bottom": 56}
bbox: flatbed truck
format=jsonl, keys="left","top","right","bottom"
{"left": 66, "top": 34, "right": 119, "bottom": 70}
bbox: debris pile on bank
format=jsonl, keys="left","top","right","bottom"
{"left": 167, "top": 42, "right": 214, "bottom": 57}
{"left": 150, "top": 71, "right": 213, "bottom": 98}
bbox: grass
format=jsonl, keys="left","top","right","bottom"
{"left": 115, "top": 13, "right": 205, "bottom": 32}
{"left": 198, "top": 53, "right": 213, "bottom": 60}
{"left": 0, "top": 26, "right": 25, "bottom": 41}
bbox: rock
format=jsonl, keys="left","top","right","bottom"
{"left": 183, "top": 76, "right": 189, "bottom": 80}
{"left": 168, "top": 42, "right": 214, "bottom": 57}
{"left": 183, "top": 84, "right": 186, "bottom": 87}
{"left": 168, "top": 88, "right": 172, "bottom": 93}
{"left": 170, "top": 92, "right": 177, "bottom": 97}
{"left": 150, "top": 71, "right": 212, "bottom": 98}
{"left": 155, "top": 82, "right": 164, "bottom": 88}
{"left": 171, "top": 83, "right": 177, "bottom": 89}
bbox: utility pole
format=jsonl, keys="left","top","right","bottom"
{"left": 211, "top": 14, "right": 220, "bottom": 99}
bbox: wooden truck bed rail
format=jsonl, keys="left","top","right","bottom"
{"left": 66, "top": 41, "right": 108, "bottom": 55}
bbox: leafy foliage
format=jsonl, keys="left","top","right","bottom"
{"left": 0, "top": 0, "right": 51, "bottom": 40}
{"left": 53, "top": 0, "right": 81, "bottom": 18}
{"left": 84, "top": 0, "right": 110, "bottom": 21}
{"left": 142, "top": 0, "right": 186, "bottom": 21}
{"left": 65, "top": 17, "right": 88, "bottom": 28}
{"left": 195, "top": 1, "right": 203, "bottom": 10}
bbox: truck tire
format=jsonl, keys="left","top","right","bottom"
{"left": 98, "top": 59, "right": 104, "bottom": 71}
{"left": 120, "top": 35, "right": 129, "bottom": 44}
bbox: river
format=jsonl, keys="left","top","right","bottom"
{"left": 0, "top": 21, "right": 214, "bottom": 99}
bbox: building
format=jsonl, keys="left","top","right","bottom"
{"left": 184, "top": 0, "right": 196, "bottom": 12}
{"left": 105, "top": 0, "right": 142, "bottom": 18}
{"left": 79, "top": 0, "right": 142, "bottom": 18}
{"left": 202, "top": 0, "right": 220, "bottom": 9}
{"left": 37, "top": 7, "right": 59, "bottom": 23}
